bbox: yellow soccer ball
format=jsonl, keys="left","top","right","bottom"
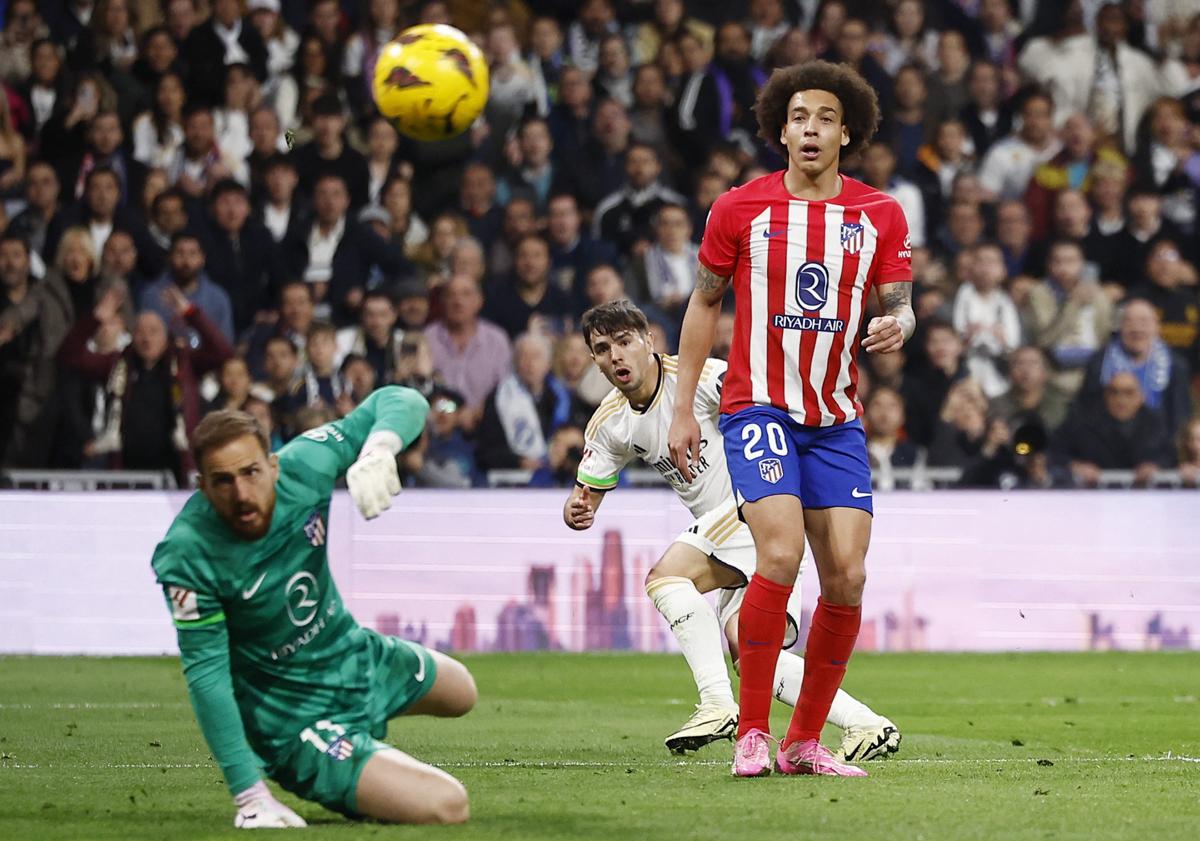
{"left": 372, "top": 24, "right": 489, "bottom": 142}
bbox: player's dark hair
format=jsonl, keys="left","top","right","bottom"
{"left": 192, "top": 410, "right": 271, "bottom": 472}
{"left": 754, "top": 59, "right": 881, "bottom": 159}
{"left": 580, "top": 299, "right": 651, "bottom": 350}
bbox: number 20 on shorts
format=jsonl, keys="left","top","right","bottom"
{"left": 742, "top": 422, "right": 789, "bottom": 460}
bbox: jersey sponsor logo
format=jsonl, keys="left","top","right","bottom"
{"left": 759, "top": 458, "right": 783, "bottom": 484}
{"left": 285, "top": 571, "right": 321, "bottom": 627}
{"left": 898, "top": 232, "right": 912, "bottom": 259}
{"left": 241, "top": 571, "right": 267, "bottom": 600}
{"left": 840, "top": 222, "right": 864, "bottom": 254}
{"left": 771, "top": 314, "right": 847, "bottom": 332}
{"left": 795, "top": 261, "right": 829, "bottom": 310}
{"left": 303, "top": 511, "right": 326, "bottom": 547}
{"left": 301, "top": 424, "right": 345, "bottom": 444}
{"left": 168, "top": 586, "right": 199, "bottom": 622}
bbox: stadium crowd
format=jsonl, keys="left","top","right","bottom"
{"left": 0, "top": 0, "right": 1198, "bottom": 490}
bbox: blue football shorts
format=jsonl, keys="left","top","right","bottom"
{"left": 717, "top": 405, "right": 874, "bottom": 515}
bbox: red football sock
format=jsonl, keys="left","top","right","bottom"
{"left": 736, "top": 573, "right": 793, "bottom": 738}
{"left": 785, "top": 598, "right": 861, "bottom": 747}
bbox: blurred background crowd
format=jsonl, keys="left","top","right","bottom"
{"left": 0, "top": 0, "right": 1198, "bottom": 491}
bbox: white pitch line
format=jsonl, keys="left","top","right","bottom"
{"left": 0, "top": 702, "right": 185, "bottom": 710}
{"left": 3, "top": 756, "right": 1199, "bottom": 771}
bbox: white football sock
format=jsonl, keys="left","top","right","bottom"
{"left": 771, "top": 650, "right": 880, "bottom": 730}
{"left": 646, "top": 576, "right": 735, "bottom": 708}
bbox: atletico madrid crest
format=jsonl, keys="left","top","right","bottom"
{"left": 303, "top": 511, "right": 326, "bottom": 547}
{"left": 759, "top": 458, "right": 783, "bottom": 484}
{"left": 840, "top": 222, "right": 864, "bottom": 254}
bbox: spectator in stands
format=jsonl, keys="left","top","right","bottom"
{"left": 49, "top": 165, "right": 149, "bottom": 268}
{"left": 1050, "top": 371, "right": 1174, "bottom": 487}
{"left": 936, "top": 199, "right": 986, "bottom": 259}
{"left": 478, "top": 331, "right": 572, "bottom": 474}
{"left": 978, "top": 89, "right": 1060, "bottom": 201}
{"left": 362, "top": 115, "right": 402, "bottom": 207}
{"left": 859, "top": 140, "right": 926, "bottom": 248}
{"left": 7, "top": 160, "right": 60, "bottom": 275}
{"left": 927, "top": 378, "right": 991, "bottom": 468}
{"left": 381, "top": 175, "right": 428, "bottom": 254}
{"left": 630, "top": 0, "right": 712, "bottom": 66}
{"left": 60, "top": 109, "right": 144, "bottom": 206}
{"left": 1107, "top": 187, "right": 1189, "bottom": 292}
{"left": 926, "top": 30, "right": 973, "bottom": 126}
{"left": 1128, "top": 239, "right": 1199, "bottom": 363}
{"left": 1024, "top": 114, "right": 1121, "bottom": 234}
{"left": 1018, "top": 2, "right": 1186, "bottom": 153}
{"left": 262, "top": 334, "right": 306, "bottom": 438}
{"left": 628, "top": 63, "right": 674, "bottom": 168}
{"left": 59, "top": 283, "right": 232, "bottom": 480}
{"left": 142, "top": 187, "right": 189, "bottom": 278}
{"left": 132, "top": 71, "right": 186, "bottom": 171}
{"left": 486, "top": 234, "right": 573, "bottom": 340}
{"left": 485, "top": 23, "right": 535, "bottom": 133}
{"left": 566, "top": 0, "right": 619, "bottom": 74}
{"left": 1030, "top": 188, "right": 1111, "bottom": 275}
{"left": 672, "top": 28, "right": 721, "bottom": 173}
{"left": 553, "top": 332, "right": 605, "bottom": 422}
{"left": 546, "top": 192, "right": 617, "bottom": 315}
{"left": 1022, "top": 239, "right": 1113, "bottom": 396}
{"left": 299, "top": 172, "right": 408, "bottom": 324}
{"left": 959, "top": 59, "right": 1012, "bottom": 160}
{"left": 302, "top": 320, "right": 344, "bottom": 407}
{"left": 168, "top": 103, "right": 248, "bottom": 199}
{"left": 526, "top": 16, "right": 566, "bottom": 116}
{"left": 907, "top": 319, "right": 969, "bottom": 447}
{"left": 201, "top": 178, "right": 283, "bottom": 334}
{"left": 583, "top": 263, "right": 626, "bottom": 310}
{"left": 594, "top": 142, "right": 687, "bottom": 259}
{"left": 496, "top": 116, "right": 571, "bottom": 213}
{"left": 458, "top": 162, "right": 502, "bottom": 252}
{"left": 21, "top": 38, "right": 68, "bottom": 142}
{"left": 912, "top": 119, "right": 974, "bottom": 242}
{"left": 257, "top": 153, "right": 306, "bottom": 258}
{"left": 486, "top": 196, "right": 536, "bottom": 286}
{"left": 1079, "top": 298, "right": 1193, "bottom": 438}
{"left": 245, "top": 105, "right": 286, "bottom": 203}
{"left": 882, "top": 64, "right": 933, "bottom": 179}
{"left": 341, "top": 0, "right": 401, "bottom": 107}
{"left": 629, "top": 203, "right": 699, "bottom": 332}
{"left": 1177, "top": 416, "right": 1200, "bottom": 487}
{"left": 577, "top": 98, "right": 636, "bottom": 213}
{"left": 411, "top": 211, "right": 467, "bottom": 291}
{"left": 100, "top": 229, "right": 144, "bottom": 293}
{"left": 334, "top": 289, "right": 404, "bottom": 387}
{"left": 394, "top": 279, "right": 430, "bottom": 332}
{"left": 0, "top": 0, "right": 47, "bottom": 83}
{"left": 414, "top": 384, "right": 479, "bottom": 488}
{"left": 995, "top": 199, "right": 1037, "bottom": 278}
{"left": 426, "top": 273, "right": 512, "bottom": 430}
{"left": 182, "top": 0, "right": 268, "bottom": 109}
{"left": 547, "top": 66, "right": 594, "bottom": 174}
{"left": 243, "top": 281, "right": 314, "bottom": 382}
{"left": 205, "top": 356, "right": 254, "bottom": 414}
{"left": 989, "top": 345, "right": 1071, "bottom": 434}
{"left": 1131, "top": 97, "right": 1199, "bottom": 234}
{"left": 139, "top": 231, "right": 235, "bottom": 343}
{"left": 864, "top": 385, "right": 920, "bottom": 490}
{"left": 213, "top": 63, "right": 258, "bottom": 167}
{"left": 593, "top": 33, "right": 634, "bottom": 108}
{"left": 340, "top": 354, "right": 376, "bottom": 409}
{"left": 0, "top": 235, "right": 35, "bottom": 448}
{"left": 952, "top": 242, "right": 1021, "bottom": 398}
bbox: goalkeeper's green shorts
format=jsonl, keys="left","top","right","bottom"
{"left": 265, "top": 634, "right": 439, "bottom": 816}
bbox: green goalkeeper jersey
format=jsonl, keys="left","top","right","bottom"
{"left": 151, "top": 386, "right": 428, "bottom": 795}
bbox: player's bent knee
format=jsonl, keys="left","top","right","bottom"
{"left": 426, "top": 779, "right": 470, "bottom": 824}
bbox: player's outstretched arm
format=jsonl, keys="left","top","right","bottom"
{"left": 862, "top": 282, "right": 915, "bottom": 355}
{"left": 668, "top": 265, "right": 729, "bottom": 482}
{"left": 563, "top": 484, "right": 605, "bottom": 530}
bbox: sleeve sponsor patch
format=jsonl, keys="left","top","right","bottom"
{"left": 168, "top": 586, "right": 200, "bottom": 622}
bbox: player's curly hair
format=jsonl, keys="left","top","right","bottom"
{"left": 754, "top": 60, "right": 881, "bottom": 159}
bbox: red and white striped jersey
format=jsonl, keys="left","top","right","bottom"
{"left": 698, "top": 171, "right": 912, "bottom": 427}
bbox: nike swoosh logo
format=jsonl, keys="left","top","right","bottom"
{"left": 762, "top": 229, "right": 786, "bottom": 238}
{"left": 851, "top": 487, "right": 872, "bottom": 498}
{"left": 745, "top": 639, "right": 771, "bottom": 647}
{"left": 242, "top": 571, "right": 267, "bottom": 600}
{"left": 414, "top": 655, "right": 426, "bottom": 682}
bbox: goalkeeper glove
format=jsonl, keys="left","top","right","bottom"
{"left": 347, "top": 430, "right": 403, "bottom": 519}
{"left": 233, "top": 781, "right": 307, "bottom": 829}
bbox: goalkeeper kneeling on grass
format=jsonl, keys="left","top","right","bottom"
{"left": 152, "top": 386, "right": 477, "bottom": 828}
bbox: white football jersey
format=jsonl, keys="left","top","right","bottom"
{"left": 577, "top": 355, "right": 733, "bottom": 519}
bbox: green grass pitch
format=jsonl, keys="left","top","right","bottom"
{"left": 2, "top": 652, "right": 1198, "bottom": 840}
